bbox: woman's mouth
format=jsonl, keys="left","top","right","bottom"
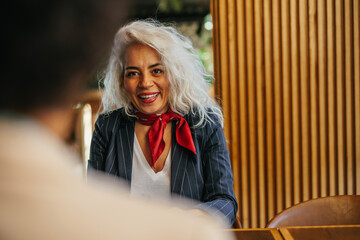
{"left": 138, "top": 92, "right": 159, "bottom": 103}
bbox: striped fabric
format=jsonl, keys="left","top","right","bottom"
{"left": 88, "top": 108, "right": 238, "bottom": 225}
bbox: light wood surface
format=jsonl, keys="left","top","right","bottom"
{"left": 229, "top": 225, "right": 360, "bottom": 240}
{"left": 228, "top": 228, "right": 283, "bottom": 240}
{"left": 279, "top": 225, "right": 360, "bottom": 240}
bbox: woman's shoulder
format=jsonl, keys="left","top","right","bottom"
{"left": 185, "top": 108, "right": 222, "bottom": 130}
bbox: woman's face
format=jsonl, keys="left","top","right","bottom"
{"left": 123, "top": 43, "right": 170, "bottom": 115}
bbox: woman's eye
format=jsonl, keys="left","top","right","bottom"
{"left": 126, "top": 72, "right": 138, "bottom": 77}
{"left": 152, "top": 69, "right": 163, "bottom": 75}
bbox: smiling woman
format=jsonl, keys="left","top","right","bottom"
{"left": 88, "top": 19, "right": 238, "bottom": 227}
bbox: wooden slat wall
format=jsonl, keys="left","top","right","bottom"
{"left": 211, "top": 0, "right": 360, "bottom": 228}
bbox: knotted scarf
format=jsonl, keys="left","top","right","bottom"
{"left": 135, "top": 109, "right": 196, "bottom": 165}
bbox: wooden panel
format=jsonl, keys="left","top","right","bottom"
{"left": 344, "top": 0, "right": 354, "bottom": 195}
{"left": 309, "top": 0, "right": 320, "bottom": 199}
{"left": 245, "top": 0, "right": 258, "bottom": 228}
{"left": 218, "top": 0, "right": 230, "bottom": 141}
{"left": 227, "top": 0, "right": 241, "bottom": 210}
{"left": 254, "top": 0, "right": 267, "bottom": 227}
{"left": 236, "top": 0, "right": 251, "bottom": 227}
{"left": 335, "top": 0, "right": 346, "bottom": 195}
{"left": 281, "top": 0, "right": 293, "bottom": 209}
{"left": 299, "top": 0, "right": 311, "bottom": 202}
{"left": 263, "top": 0, "right": 276, "bottom": 220}
{"left": 211, "top": 0, "right": 360, "bottom": 228}
{"left": 290, "top": 0, "right": 301, "bottom": 205}
{"left": 318, "top": 0, "right": 328, "bottom": 198}
{"left": 354, "top": 0, "right": 360, "bottom": 195}
{"left": 272, "top": 0, "right": 285, "bottom": 215}
{"left": 327, "top": 0, "right": 337, "bottom": 196}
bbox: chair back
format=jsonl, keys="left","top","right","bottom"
{"left": 266, "top": 195, "right": 360, "bottom": 228}
{"left": 232, "top": 216, "right": 242, "bottom": 228}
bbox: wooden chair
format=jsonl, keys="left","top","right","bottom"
{"left": 266, "top": 195, "right": 360, "bottom": 228}
{"left": 70, "top": 89, "right": 103, "bottom": 174}
{"left": 232, "top": 216, "right": 242, "bottom": 228}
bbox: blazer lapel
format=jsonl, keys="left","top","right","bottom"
{"left": 171, "top": 134, "right": 188, "bottom": 195}
{"left": 117, "top": 114, "right": 135, "bottom": 184}
{"left": 171, "top": 116, "right": 197, "bottom": 196}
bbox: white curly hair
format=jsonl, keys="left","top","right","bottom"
{"left": 100, "top": 19, "right": 223, "bottom": 127}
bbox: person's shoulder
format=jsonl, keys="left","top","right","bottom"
{"left": 185, "top": 108, "right": 221, "bottom": 129}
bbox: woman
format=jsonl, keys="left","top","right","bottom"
{"left": 88, "top": 19, "right": 237, "bottom": 226}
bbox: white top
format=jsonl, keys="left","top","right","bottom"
{"left": 130, "top": 134, "right": 171, "bottom": 201}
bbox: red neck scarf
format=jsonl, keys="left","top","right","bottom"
{"left": 135, "top": 109, "right": 196, "bottom": 165}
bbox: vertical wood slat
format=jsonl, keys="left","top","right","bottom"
{"left": 281, "top": 0, "right": 293, "bottom": 209}
{"left": 217, "top": 0, "right": 230, "bottom": 147}
{"left": 290, "top": 0, "right": 301, "bottom": 205}
{"left": 254, "top": 0, "right": 267, "bottom": 228}
{"left": 344, "top": 0, "right": 354, "bottom": 195}
{"left": 211, "top": 0, "right": 360, "bottom": 228}
{"left": 336, "top": 0, "right": 346, "bottom": 195}
{"left": 299, "top": 0, "right": 311, "bottom": 202}
{"left": 309, "top": 0, "right": 320, "bottom": 199}
{"left": 244, "top": 0, "right": 259, "bottom": 228}
{"left": 272, "top": 0, "right": 285, "bottom": 216}
{"left": 263, "top": 0, "right": 276, "bottom": 220}
{"left": 211, "top": 0, "right": 221, "bottom": 100}
{"left": 318, "top": 0, "right": 328, "bottom": 198}
{"left": 236, "top": 0, "right": 251, "bottom": 228}
{"left": 354, "top": 0, "right": 360, "bottom": 195}
{"left": 227, "top": 0, "right": 241, "bottom": 211}
{"left": 327, "top": 0, "right": 337, "bottom": 197}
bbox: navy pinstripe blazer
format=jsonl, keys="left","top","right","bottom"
{"left": 88, "top": 108, "right": 238, "bottom": 225}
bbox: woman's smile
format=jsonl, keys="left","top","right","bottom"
{"left": 138, "top": 92, "right": 159, "bottom": 103}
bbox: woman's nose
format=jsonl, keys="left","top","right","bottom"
{"left": 139, "top": 73, "right": 154, "bottom": 88}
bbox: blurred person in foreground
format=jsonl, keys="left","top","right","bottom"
{"left": 88, "top": 19, "right": 238, "bottom": 226}
{"left": 0, "top": 1, "right": 234, "bottom": 239}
